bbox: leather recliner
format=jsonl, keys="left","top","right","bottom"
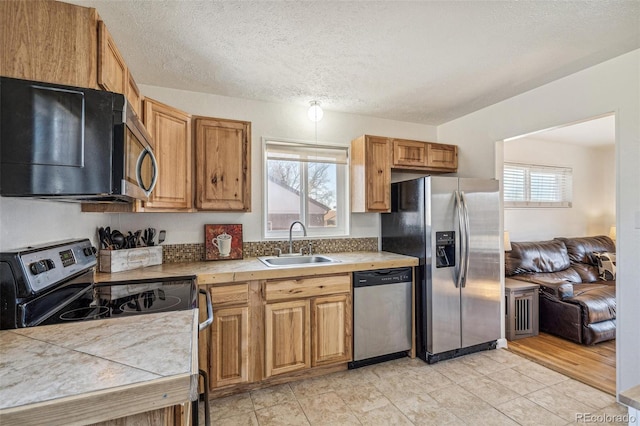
{"left": 505, "top": 236, "right": 616, "bottom": 345}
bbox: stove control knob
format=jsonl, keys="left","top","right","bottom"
{"left": 29, "top": 260, "right": 51, "bottom": 275}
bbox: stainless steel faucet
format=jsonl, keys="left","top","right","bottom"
{"left": 288, "top": 221, "right": 307, "bottom": 255}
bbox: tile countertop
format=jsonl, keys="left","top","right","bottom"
{"left": 620, "top": 385, "right": 640, "bottom": 411}
{"left": 95, "top": 251, "right": 420, "bottom": 285}
{"left": 0, "top": 310, "right": 199, "bottom": 426}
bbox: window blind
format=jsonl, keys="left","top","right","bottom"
{"left": 504, "top": 162, "right": 572, "bottom": 208}
{"left": 265, "top": 141, "right": 348, "bottom": 165}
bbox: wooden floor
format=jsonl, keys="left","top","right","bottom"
{"left": 507, "top": 332, "right": 616, "bottom": 395}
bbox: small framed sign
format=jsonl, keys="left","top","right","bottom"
{"left": 205, "top": 224, "right": 243, "bottom": 261}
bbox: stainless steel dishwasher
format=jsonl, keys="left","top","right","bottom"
{"left": 349, "top": 268, "right": 413, "bottom": 369}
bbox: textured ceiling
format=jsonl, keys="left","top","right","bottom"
{"left": 70, "top": 1, "right": 639, "bottom": 125}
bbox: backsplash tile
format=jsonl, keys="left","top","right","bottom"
{"left": 161, "top": 237, "right": 378, "bottom": 263}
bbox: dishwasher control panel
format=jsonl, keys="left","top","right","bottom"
{"left": 353, "top": 268, "right": 412, "bottom": 287}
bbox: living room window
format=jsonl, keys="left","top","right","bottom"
{"left": 263, "top": 139, "right": 349, "bottom": 238}
{"left": 504, "top": 162, "right": 573, "bottom": 208}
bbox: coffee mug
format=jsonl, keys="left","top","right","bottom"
{"left": 212, "top": 232, "right": 232, "bottom": 257}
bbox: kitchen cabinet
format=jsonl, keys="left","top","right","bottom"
{"left": 392, "top": 139, "right": 458, "bottom": 172}
{"left": 312, "top": 294, "right": 352, "bottom": 366}
{"left": 351, "top": 135, "right": 458, "bottom": 212}
{"left": 1, "top": 1, "right": 144, "bottom": 118}
{"left": 194, "top": 117, "right": 251, "bottom": 211}
{"left": 199, "top": 283, "right": 250, "bottom": 392}
{"left": 97, "top": 20, "right": 127, "bottom": 95}
{"left": 264, "top": 299, "right": 311, "bottom": 377}
{"left": 97, "top": 20, "right": 144, "bottom": 118}
{"left": 0, "top": 0, "right": 98, "bottom": 89}
{"left": 126, "top": 72, "right": 143, "bottom": 119}
{"left": 143, "top": 98, "right": 193, "bottom": 210}
{"left": 426, "top": 142, "right": 458, "bottom": 170}
{"left": 392, "top": 139, "right": 428, "bottom": 169}
{"left": 263, "top": 274, "right": 351, "bottom": 378}
{"left": 350, "top": 135, "right": 392, "bottom": 212}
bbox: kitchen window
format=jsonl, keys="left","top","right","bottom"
{"left": 263, "top": 139, "right": 349, "bottom": 238}
{"left": 503, "top": 162, "right": 573, "bottom": 208}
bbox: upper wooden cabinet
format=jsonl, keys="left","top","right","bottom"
{"left": 350, "top": 135, "right": 392, "bottom": 212}
{"left": 351, "top": 135, "right": 458, "bottom": 212}
{"left": 97, "top": 20, "right": 143, "bottom": 118}
{"left": 143, "top": 98, "right": 193, "bottom": 210}
{"left": 392, "top": 139, "right": 457, "bottom": 171}
{"left": 97, "top": 21, "right": 127, "bottom": 94}
{"left": 0, "top": 0, "right": 98, "bottom": 88}
{"left": 193, "top": 117, "right": 251, "bottom": 211}
{"left": 1, "top": 1, "right": 144, "bottom": 118}
{"left": 392, "top": 139, "right": 428, "bottom": 169}
{"left": 426, "top": 142, "right": 458, "bottom": 170}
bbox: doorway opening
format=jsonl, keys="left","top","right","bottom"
{"left": 499, "top": 113, "right": 616, "bottom": 395}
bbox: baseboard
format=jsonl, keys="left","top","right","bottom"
{"left": 497, "top": 338, "right": 508, "bottom": 349}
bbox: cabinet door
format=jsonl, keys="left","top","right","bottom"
{"left": 211, "top": 306, "right": 249, "bottom": 389}
{"left": 194, "top": 117, "right": 251, "bottom": 211}
{"left": 392, "top": 139, "right": 427, "bottom": 169}
{"left": 0, "top": 0, "right": 98, "bottom": 88}
{"left": 126, "top": 71, "right": 143, "bottom": 118}
{"left": 365, "top": 136, "right": 392, "bottom": 211}
{"left": 426, "top": 143, "right": 458, "bottom": 171}
{"left": 97, "top": 21, "right": 127, "bottom": 94}
{"left": 312, "top": 294, "right": 352, "bottom": 366}
{"left": 143, "top": 98, "right": 192, "bottom": 210}
{"left": 265, "top": 300, "right": 311, "bottom": 377}
{"left": 350, "top": 135, "right": 391, "bottom": 212}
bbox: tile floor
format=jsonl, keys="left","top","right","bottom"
{"left": 200, "top": 349, "right": 628, "bottom": 425}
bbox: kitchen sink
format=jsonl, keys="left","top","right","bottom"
{"left": 258, "top": 255, "right": 340, "bottom": 267}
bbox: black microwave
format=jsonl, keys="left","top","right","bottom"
{"left": 0, "top": 77, "right": 157, "bottom": 202}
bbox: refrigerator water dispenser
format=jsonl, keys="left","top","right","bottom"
{"left": 435, "top": 231, "right": 455, "bottom": 268}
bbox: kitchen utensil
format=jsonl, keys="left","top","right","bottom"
{"left": 145, "top": 228, "right": 156, "bottom": 246}
{"left": 111, "top": 230, "right": 125, "bottom": 250}
{"left": 158, "top": 230, "right": 166, "bottom": 244}
{"left": 98, "top": 227, "right": 112, "bottom": 250}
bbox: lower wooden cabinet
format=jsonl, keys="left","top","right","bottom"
{"left": 199, "top": 274, "right": 352, "bottom": 393}
{"left": 312, "top": 294, "right": 351, "bottom": 366}
{"left": 212, "top": 306, "right": 249, "bottom": 388}
{"left": 265, "top": 300, "right": 311, "bottom": 378}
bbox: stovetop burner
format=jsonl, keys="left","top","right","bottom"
{"left": 116, "top": 295, "right": 182, "bottom": 314}
{"left": 59, "top": 306, "right": 110, "bottom": 321}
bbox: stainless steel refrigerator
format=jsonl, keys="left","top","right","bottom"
{"left": 381, "top": 176, "right": 501, "bottom": 363}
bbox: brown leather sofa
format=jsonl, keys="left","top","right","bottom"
{"left": 505, "top": 235, "right": 616, "bottom": 345}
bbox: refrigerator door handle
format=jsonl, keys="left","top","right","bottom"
{"left": 454, "top": 190, "right": 466, "bottom": 289}
{"left": 460, "top": 191, "right": 471, "bottom": 287}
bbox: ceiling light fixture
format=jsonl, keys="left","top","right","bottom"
{"left": 307, "top": 101, "right": 323, "bottom": 122}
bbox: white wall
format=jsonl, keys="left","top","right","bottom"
{"left": 503, "top": 138, "right": 615, "bottom": 241}
{"left": 0, "top": 90, "right": 437, "bottom": 250}
{"left": 438, "top": 49, "right": 640, "bottom": 396}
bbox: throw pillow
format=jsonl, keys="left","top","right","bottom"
{"left": 592, "top": 252, "right": 616, "bottom": 281}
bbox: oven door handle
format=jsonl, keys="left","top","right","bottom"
{"left": 199, "top": 289, "right": 214, "bottom": 331}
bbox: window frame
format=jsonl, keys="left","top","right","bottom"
{"left": 262, "top": 137, "right": 350, "bottom": 240}
{"left": 503, "top": 162, "right": 573, "bottom": 208}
